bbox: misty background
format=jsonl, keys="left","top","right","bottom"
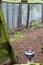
{"left": 1, "top": 2, "right": 42, "bottom": 30}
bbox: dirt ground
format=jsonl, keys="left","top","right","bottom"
{"left": 12, "top": 28, "right": 43, "bottom": 64}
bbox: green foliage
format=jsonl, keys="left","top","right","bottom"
{"left": 30, "top": 21, "right": 43, "bottom": 30}
{"left": 14, "top": 32, "right": 23, "bottom": 41}
{"left": 40, "top": 64, "right": 43, "bottom": 65}
{"left": 10, "top": 32, "right": 23, "bottom": 42}
{"left": 0, "top": 49, "right": 9, "bottom": 63}
{"left": 0, "top": 5, "right": 17, "bottom": 64}
{"left": 10, "top": 48, "right": 17, "bottom": 63}
{"left": 13, "top": 63, "right": 43, "bottom": 65}
{"left": 0, "top": 5, "right": 10, "bottom": 43}
{"left": 0, "top": 6, "right": 10, "bottom": 64}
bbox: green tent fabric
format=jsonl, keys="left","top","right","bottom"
{"left": 0, "top": 5, "right": 17, "bottom": 64}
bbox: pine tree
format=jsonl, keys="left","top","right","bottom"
{"left": 17, "top": 4, "right": 22, "bottom": 31}
{"left": 26, "top": 4, "right": 30, "bottom": 28}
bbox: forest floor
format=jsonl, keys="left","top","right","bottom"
{"left": 11, "top": 28, "right": 43, "bottom": 64}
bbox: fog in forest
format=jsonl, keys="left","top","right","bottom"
{"left": 1, "top": 2, "right": 42, "bottom": 29}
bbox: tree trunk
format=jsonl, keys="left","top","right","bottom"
{"left": 17, "top": 4, "right": 22, "bottom": 31}
{"left": 26, "top": 4, "right": 30, "bottom": 28}
{"left": 41, "top": 4, "right": 43, "bottom": 22}
{"left": 7, "top": 3, "right": 9, "bottom": 29}
{"left": 12, "top": 4, "right": 14, "bottom": 29}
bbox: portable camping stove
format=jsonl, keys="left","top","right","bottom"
{"left": 25, "top": 49, "right": 35, "bottom": 63}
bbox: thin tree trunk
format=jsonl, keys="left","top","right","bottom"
{"left": 7, "top": 3, "right": 9, "bottom": 29}
{"left": 26, "top": 4, "right": 30, "bottom": 28}
{"left": 17, "top": 4, "right": 22, "bottom": 31}
{"left": 12, "top": 4, "right": 14, "bottom": 29}
{"left": 41, "top": 4, "right": 43, "bottom": 22}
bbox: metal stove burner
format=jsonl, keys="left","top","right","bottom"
{"left": 25, "top": 49, "right": 35, "bottom": 63}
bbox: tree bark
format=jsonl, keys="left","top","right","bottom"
{"left": 26, "top": 4, "right": 30, "bottom": 28}
{"left": 17, "top": 4, "right": 22, "bottom": 31}
{"left": 12, "top": 4, "right": 14, "bottom": 29}
{"left": 7, "top": 3, "right": 9, "bottom": 29}
{"left": 41, "top": 4, "right": 43, "bottom": 22}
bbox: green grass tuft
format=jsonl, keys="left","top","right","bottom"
{"left": 10, "top": 32, "right": 23, "bottom": 42}
{"left": 14, "top": 32, "right": 23, "bottom": 41}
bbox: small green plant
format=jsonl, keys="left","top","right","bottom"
{"left": 14, "top": 32, "right": 23, "bottom": 41}
{"left": 30, "top": 21, "right": 43, "bottom": 30}
{"left": 10, "top": 32, "right": 23, "bottom": 42}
